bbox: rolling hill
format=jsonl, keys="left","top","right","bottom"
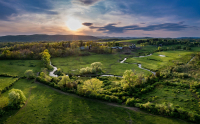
{"left": 0, "top": 34, "right": 100, "bottom": 42}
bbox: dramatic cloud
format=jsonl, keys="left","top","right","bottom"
{"left": 82, "top": 22, "right": 93, "bottom": 26}
{"left": 77, "top": 0, "right": 101, "bottom": 5}
{"left": 0, "top": 1, "right": 18, "bottom": 20}
{"left": 86, "top": 22, "right": 193, "bottom": 34}
{"left": 0, "top": 0, "right": 199, "bottom": 37}
{"left": 0, "top": 0, "right": 57, "bottom": 20}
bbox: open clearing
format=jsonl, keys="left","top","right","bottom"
{"left": 51, "top": 54, "right": 152, "bottom": 76}
{"left": 126, "top": 51, "right": 194, "bottom": 71}
{"left": 0, "top": 60, "right": 43, "bottom": 76}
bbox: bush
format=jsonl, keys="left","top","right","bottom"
{"left": 24, "top": 70, "right": 35, "bottom": 79}
{"left": 8, "top": 89, "right": 26, "bottom": 108}
{"left": 126, "top": 97, "right": 141, "bottom": 106}
{"left": 155, "top": 71, "right": 160, "bottom": 77}
{"left": 54, "top": 68, "right": 63, "bottom": 76}
{"left": 137, "top": 102, "right": 200, "bottom": 122}
{"left": 0, "top": 109, "right": 5, "bottom": 117}
{"left": 39, "top": 72, "right": 52, "bottom": 82}
{"left": 91, "top": 62, "right": 102, "bottom": 72}
{"left": 58, "top": 76, "right": 70, "bottom": 89}
{"left": 82, "top": 78, "right": 103, "bottom": 94}
{"left": 79, "top": 62, "right": 103, "bottom": 75}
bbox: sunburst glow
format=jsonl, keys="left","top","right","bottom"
{"left": 66, "top": 18, "right": 82, "bottom": 31}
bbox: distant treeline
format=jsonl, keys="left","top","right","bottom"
{"left": 0, "top": 34, "right": 100, "bottom": 42}
{"left": 0, "top": 41, "right": 115, "bottom": 60}
{"left": 98, "top": 38, "right": 127, "bottom": 42}
{"left": 137, "top": 38, "right": 200, "bottom": 47}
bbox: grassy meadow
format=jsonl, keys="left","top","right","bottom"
{"left": 0, "top": 77, "right": 18, "bottom": 92}
{"left": 51, "top": 54, "right": 152, "bottom": 76}
{"left": 126, "top": 51, "right": 194, "bottom": 71}
{"left": 140, "top": 84, "right": 200, "bottom": 114}
{"left": 0, "top": 60, "right": 43, "bottom": 76}
{"left": 0, "top": 79, "right": 190, "bottom": 124}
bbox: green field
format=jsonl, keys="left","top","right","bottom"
{"left": 0, "top": 79, "right": 190, "bottom": 124}
{"left": 126, "top": 51, "right": 194, "bottom": 71}
{"left": 117, "top": 39, "right": 147, "bottom": 44}
{"left": 140, "top": 85, "right": 200, "bottom": 114}
{"left": 0, "top": 60, "right": 43, "bottom": 76}
{"left": 0, "top": 77, "right": 18, "bottom": 91}
{"left": 51, "top": 54, "right": 151, "bottom": 76}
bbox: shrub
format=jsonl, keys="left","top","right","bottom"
{"left": 126, "top": 97, "right": 136, "bottom": 106}
{"left": 8, "top": 89, "right": 26, "bottom": 108}
{"left": 58, "top": 76, "right": 70, "bottom": 89}
{"left": 155, "top": 71, "right": 160, "bottom": 77}
{"left": 79, "top": 62, "right": 103, "bottom": 75}
{"left": 91, "top": 62, "right": 102, "bottom": 72}
{"left": 0, "top": 109, "right": 5, "bottom": 117}
{"left": 121, "top": 70, "right": 143, "bottom": 89}
{"left": 82, "top": 78, "right": 103, "bottom": 94}
{"left": 24, "top": 70, "right": 35, "bottom": 79}
{"left": 137, "top": 102, "right": 200, "bottom": 122}
{"left": 54, "top": 68, "right": 63, "bottom": 76}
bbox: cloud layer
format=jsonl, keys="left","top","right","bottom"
{"left": 78, "top": 0, "right": 101, "bottom": 5}
{"left": 83, "top": 22, "right": 193, "bottom": 34}
{"left": 0, "top": 0, "right": 199, "bottom": 37}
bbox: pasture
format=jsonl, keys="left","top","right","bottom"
{"left": 0, "top": 79, "right": 190, "bottom": 124}
{"left": 0, "top": 60, "right": 43, "bottom": 76}
{"left": 140, "top": 84, "right": 200, "bottom": 114}
{"left": 126, "top": 51, "right": 194, "bottom": 71}
{"left": 0, "top": 77, "right": 18, "bottom": 92}
{"left": 51, "top": 54, "right": 152, "bottom": 76}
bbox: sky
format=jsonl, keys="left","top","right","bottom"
{"left": 0, "top": 0, "right": 199, "bottom": 37}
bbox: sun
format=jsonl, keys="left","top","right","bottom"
{"left": 66, "top": 18, "right": 82, "bottom": 31}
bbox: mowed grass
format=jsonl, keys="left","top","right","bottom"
{"left": 0, "top": 77, "right": 18, "bottom": 91}
{"left": 51, "top": 54, "right": 151, "bottom": 76}
{"left": 0, "top": 79, "right": 190, "bottom": 124}
{"left": 126, "top": 51, "right": 194, "bottom": 71}
{"left": 0, "top": 60, "right": 43, "bottom": 76}
{"left": 140, "top": 85, "right": 200, "bottom": 114}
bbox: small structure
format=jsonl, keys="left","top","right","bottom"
{"left": 129, "top": 44, "right": 136, "bottom": 49}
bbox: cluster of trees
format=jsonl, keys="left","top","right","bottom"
{"left": 0, "top": 41, "right": 113, "bottom": 60}
{"left": 1, "top": 88, "right": 26, "bottom": 117}
{"left": 40, "top": 49, "right": 51, "bottom": 69}
{"left": 137, "top": 38, "right": 200, "bottom": 47}
{"left": 80, "top": 62, "right": 103, "bottom": 75}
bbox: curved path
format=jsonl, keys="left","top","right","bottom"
{"left": 34, "top": 81, "right": 140, "bottom": 112}
{"left": 34, "top": 81, "right": 189, "bottom": 124}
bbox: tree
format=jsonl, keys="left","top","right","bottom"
{"left": 40, "top": 49, "right": 51, "bottom": 69}
{"left": 158, "top": 47, "right": 162, "bottom": 51}
{"left": 8, "top": 89, "right": 26, "bottom": 108}
{"left": 122, "top": 70, "right": 143, "bottom": 88}
{"left": 91, "top": 62, "right": 102, "bottom": 72}
{"left": 82, "top": 78, "right": 103, "bottom": 94}
{"left": 58, "top": 76, "right": 70, "bottom": 88}
{"left": 24, "top": 70, "right": 35, "bottom": 79}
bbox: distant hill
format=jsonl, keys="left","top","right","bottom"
{"left": 176, "top": 37, "right": 200, "bottom": 39}
{"left": 0, "top": 34, "right": 100, "bottom": 42}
